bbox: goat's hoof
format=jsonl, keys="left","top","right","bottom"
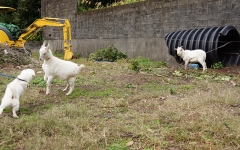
{"left": 13, "top": 115, "right": 19, "bottom": 118}
{"left": 65, "top": 93, "right": 71, "bottom": 96}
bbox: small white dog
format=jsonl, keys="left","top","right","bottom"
{"left": 0, "top": 69, "right": 35, "bottom": 118}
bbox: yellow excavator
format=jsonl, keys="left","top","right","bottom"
{"left": 0, "top": 6, "right": 73, "bottom": 60}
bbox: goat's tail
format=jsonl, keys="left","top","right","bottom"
{"left": 78, "top": 64, "right": 85, "bottom": 71}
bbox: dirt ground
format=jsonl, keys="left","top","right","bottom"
{"left": 1, "top": 61, "right": 240, "bottom": 74}
{"left": 209, "top": 66, "right": 240, "bottom": 75}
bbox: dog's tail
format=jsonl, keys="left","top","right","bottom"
{"left": 78, "top": 64, "right": 85, "bottom": 71}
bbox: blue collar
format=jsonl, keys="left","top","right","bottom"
{"left": 17, "top": 77, "right": 28, "bottom": 83}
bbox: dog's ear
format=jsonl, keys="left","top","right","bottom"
{"left": 31, "top": 70, "right": 36, "bottom": 77}
{"left": 32, "top": 72, "right": 36, "bottom": 77}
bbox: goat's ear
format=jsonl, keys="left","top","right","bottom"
{"left": 174, "top": 48, "right": 177, "bottom": 50}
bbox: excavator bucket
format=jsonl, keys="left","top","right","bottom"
{"left": 64, "top": 50, "right": 74, "bottom": 60}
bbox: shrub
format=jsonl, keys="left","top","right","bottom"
{"left": 211, "top": 62, "right": 223, "bottom": 69}
{"left": 89, "top": 44, "right": 127, "bottom": 62}
{"left": 130, "top": 59, "right": 140, "bottom": 73}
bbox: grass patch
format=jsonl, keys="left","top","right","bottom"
{"left": 0, "top": 52, "right": 239, "bottom": 149}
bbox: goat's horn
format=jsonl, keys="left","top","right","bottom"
{"left": 46, "top": 43, "right": 51, "bottom": 49}
{"left": 43, "top": 41, "right": 46, "bottom": 46}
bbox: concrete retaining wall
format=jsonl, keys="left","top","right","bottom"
{"left": 41, "top": 0, "right": 240, "bottom": 64}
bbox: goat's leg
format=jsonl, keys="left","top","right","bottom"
{"left": 63, "top": 84, "right": 69, "bottom": 92}
{"left": 44, "top": 74, "right": 48, "bottom": 82}
{"left": 66, "top": 77, "right": 76, "bottom": 95}
{"left": 184, "top": 60, "right": 189, "bottom": 70}
{"left": 46, "top": 76, "right": 53, "bottom": 94}
{"left": 199, "top": 60, "right": 207, "bottom": 71}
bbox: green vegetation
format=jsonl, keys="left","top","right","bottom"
{"left": 211, "top": 61, "right": 224, "bottom": 69}
{"left": 0, "top": 0, "right": 41, "bottom": 41}
{"left": 32, "top": 77, "right": 46, "bottom": 87}
{"left": 0, "top": 52, "right": 239, "bottom": 149}
{"left": 77, "top": 0, "right": 145, "bottom": 12}
{"left": 89, "top": 44, "right": 127, "bottom": 62}
{"left": 0, "top": 0, "right": 41, "bottom": 30}
{"left": 130, "top": 56, "right": 167, "bottom": 73}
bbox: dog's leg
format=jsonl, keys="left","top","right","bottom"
{"left": 0, "top": 103, "right": 8, "bottom": 116}
{"left": 12, "top": 98, "right": 20, "bottom": 118}
{"left": 0, "top": 105, "right": 3, "bottom": 116}
{"left": 66, "top": 77, "right": 76, "bottom": 95}
{"left": 0, "top": 97, "right": 12, "bottom": 116}
{"left": 46, "top": 76, "right": 53, "bottom": 95}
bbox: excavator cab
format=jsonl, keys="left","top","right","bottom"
{"left": 0, "top": 7, "right": 73, "bottom": 60}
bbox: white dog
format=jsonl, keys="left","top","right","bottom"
{"left": 0, "top": 69, "right": 35, "bottom": 118}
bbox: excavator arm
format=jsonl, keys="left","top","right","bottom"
{"left": 19, "top": 17, "right": 73, "bottom": 60}
{"left": 3, "top": 17, "right": 73, "bottom": 60}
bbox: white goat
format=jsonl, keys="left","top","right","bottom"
{"left": 39, "top": 41, "right": 85, "bottom": 95}
{"left": 175, "top": 46, "right": 207, "bottom": 71}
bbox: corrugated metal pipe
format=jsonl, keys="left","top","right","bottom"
{"left": 164, "top": 26, "right": 240, "bottom": 67}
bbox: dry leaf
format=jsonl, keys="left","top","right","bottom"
{"left": 159, "top": 97, "right": 166, "bottom": 100}
{"left": 126, "top": 141, "right": 133, "bottom": 147}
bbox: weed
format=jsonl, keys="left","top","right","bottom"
{"left": 77, "top": 0, "right": 145, "bottom": 12}
{"left": 124, "top": 83, "right": 133, "bottom": 88}
{"left": 0, "top": 52, "right": 239, "bottom": 150}
{"left": 130, "top": 57, "right": 167, "bottom": 73}
{"left": 53, "top": 50, "right": 64, "bottom": 58}
{"left": 168, "top": 87, "right": 177, "bottom": 95}
{"left": 130, "top": 59, "right": 140, "bottom": 73}
{"left": 41, "top": 103, "right": 54, "bottom": 109}
{"left": 73, "top": 52, "right": 81, "bottom": 59}
{"left": 213, "top": 75, "right": 231, "bottom": 81}
{"left": 173, "top": 70, "right": 183, "bottom": 76}
{"left": 32, "top": 77, "right": 46, "bottom": 87}
{"left": 211, "top": 62, "right": 223, "bottom": 69}
{"left": 108, "top": 143, "right": 128, "bottom": 150}
{"left": 89, "top": 44, "right": 127, "bottom": 62}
